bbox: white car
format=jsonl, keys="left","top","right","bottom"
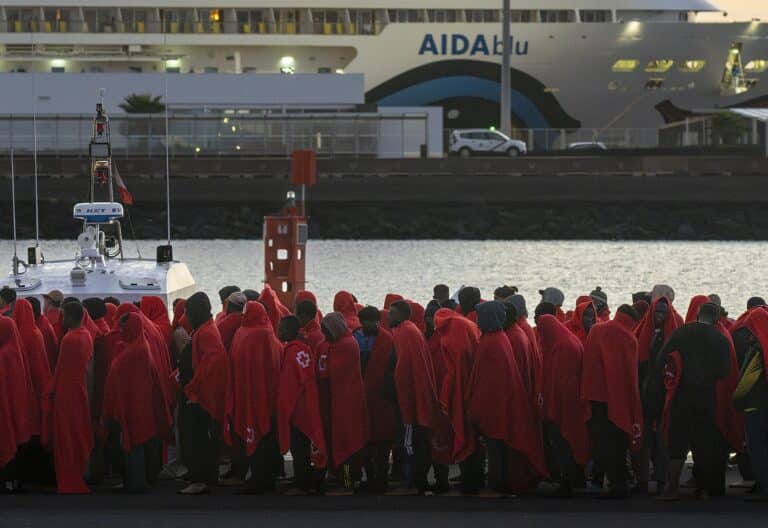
{"left": 449, "top": 129, "right": 527, "bottom": 158}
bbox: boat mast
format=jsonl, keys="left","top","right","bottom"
{"left": 500, "top": 0, "right": 512, "bottom": 136}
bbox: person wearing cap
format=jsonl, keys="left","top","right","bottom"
{"left": 0, "top": 286, "right": 17, "bottom": 317}
{"left": 216, "top": 291, "right": 247, "bottom": 353}
{"left": 539, "top": 287, "right": 566, "bottom": 322}
{"left": 657, "top": 302, "right": 731, "bottom": 501}
{"left": 590, "top": 287, "right": 610, "bottom": 322}
{"left": 216, "top": 286, "right": 241, "bottom": 324}
{"left": 42, "top": 290, "right": 65, "bottom": 340}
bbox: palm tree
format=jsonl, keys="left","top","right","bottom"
{"left": 119, "top": 94, "right": 165, "bottom": 114}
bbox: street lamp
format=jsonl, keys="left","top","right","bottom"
{"left": 500, "top": 0, "right": 511, "bottom": 136}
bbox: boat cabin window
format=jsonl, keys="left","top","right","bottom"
{"left": 466, "top": 10, "right": 500, "bottom": 23}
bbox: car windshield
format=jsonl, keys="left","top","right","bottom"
{"left": 491, "top": 131, "right": 511, "bottom": 141}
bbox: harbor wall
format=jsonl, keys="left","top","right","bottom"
{"left": 2, "top": 155, "right": 768, "bottom": 240}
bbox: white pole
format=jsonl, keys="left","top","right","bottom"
{"left": 164, "top": 31, "right": 172, "bottom": 246}
{"left": 10, "top": 149, "right": 18, "bottom": 266}
{"left": 32, "top": 73, "right": 40, "bottom": 246}
{"left": 501, "top": 0, "right": 511, "bottom": 136}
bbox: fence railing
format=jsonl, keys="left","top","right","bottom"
{"left": 0, "top": 113, "right": 431, "bottom": 159}
{"left": 445, "top": 128, "right": 661, "bottom": 152}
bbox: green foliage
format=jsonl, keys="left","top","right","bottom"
{"left": 709, "top": 111, "right": 750, "bottom": 145}
{"left": 119, "top": 93, "right": 165, "bottom": 114}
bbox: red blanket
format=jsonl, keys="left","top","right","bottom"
{"left": 537, "top": 315, "right": 591, "bottom": 465}
{"left": 278, "top": 339, "right": 327, "bottom": 468}
{"left": 43, "top": 326, "right": 94, "bottom": 494}
{"left": 226, "top": 302, "right": 282, "bottom": 455}
{"left": 0, "top": 318, "right": 36, "bottom": 469}
{"left": 582, "top": 312, "right": 644, "bottom": 449}
{"left": 102, "top": 313, "right": 171, "bottom": 452}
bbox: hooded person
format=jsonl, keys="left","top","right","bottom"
{"left": 102, "top": 312, "right": 172, "bottom": 492}
{"left": 457, "top": 286, "right": 482, "bottom": 323}
{"left": 81, "top": 298, "right": 113, "bottom": 447}
{"left": 508, "top": 294, "right": 542, "bottom": 367}
{"left": 537, "top": 314, "right": 591, "bottom": 496}
{"left": 657, "top": 302, "right": 731, "bottom": 501}
{"left": 13, "top": 299, "right": 52, "bottom": 416}
{"left": 503, "top": 303, "right": 543, "bottom": 427}
{"left": 467, "top": 302, "right": 547, "bottom": 495}
{"left": 582, "top": 305, "right": 644, "bottom": 498}
{"left": 277, "top": 315, "right": 327, "bottom": 495}
{"left": 632, "top": 296, "right": 680, "bottom": 494}
{"left": 42, "top": 301, "right": 94, "bottom": 494}
{"left": 332, "top": 291, "right": 361, "bottom": 332}
{"left": 260, "top": 284, "right": 292, "bottom": 334}
{"left": 733, "top": 308, "right": 768, "bottom": 501}
{"left": 225, "top": 301, "right": 283, "bottom": 493}
{"left": 0, "top": 317, "right": 37, "bottom": 491}
{"left": 216, "top": 286, "right": 241, "bottom": 324}
{"left": 387, "top": 300, "right": 447, "bottom": 496}
{"left": 315, "top": 312, "right": 369, "bottom": 495}
{"left": 216, "top": 291, "right": 246, "bottom": 353}
{"left": 539, "top": 287, "right": 566, "bottom": 322}
{"left": 407, "top": 300, "right": 427, "bottom": 335}
{"left": 29, "top": 297, "right": 59, "bottom": 374}
{"left": 296, "top": 290, "right": 322, "bottom": 324}
{"left": 380, "top": 293, "right": 404, "bottom": 330}
{"left": 116, "top": 303, "right": 175, "bottom": 410}
{"left": 564, "top": 300, "right": 598, "bottom": 346}
{"left": 296, "top": 299, "right": 324, "bottom": 356}
{"left": 104, "top": 302, "right": 118, "bottom": 329}
{"left": 355, "top": 306, "right": 397, "bottom": 492}
{"left": 434, "top": 307, "right": 482, "bottom": 492}
{"left": 140, "top": 296, "right": 173, "bottom": 348}
{"left": 590, "top": 287, "right": 610, "bottom": 322}
{"left": 179, "top": 292, "right": 230, "bottom": 495}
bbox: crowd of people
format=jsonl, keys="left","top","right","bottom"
{"left": 0, "top": 281, "right": 767, "bottom": 501}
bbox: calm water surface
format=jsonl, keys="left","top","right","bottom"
{"left": 1, "top": 239, "right": 766, "bottom": 315}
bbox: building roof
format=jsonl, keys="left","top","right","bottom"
{"left": 730, "top": 108, "right": 768, "bottom": 122}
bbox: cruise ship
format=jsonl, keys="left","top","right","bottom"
{"left": 0, "top": 0, "right": 767, "bottom": 131}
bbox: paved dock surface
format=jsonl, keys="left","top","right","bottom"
{"left": 2, "top": 481, "right": 767, "bottom": 528}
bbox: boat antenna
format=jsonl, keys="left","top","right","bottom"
{"left": 164, "top": 74, "right": 172, "bottom": 245}
{"left": 10, "top": 149, "right": 20, "bottom": 274}
{"left": 32, "top": 73, "right": 40, "bottom": 247}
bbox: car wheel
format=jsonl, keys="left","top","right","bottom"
{"left": 459, "top": 147, "right": 472, "bottom": 159}
{"left": 507, "top": 147, "right": 520, "bottom": 157}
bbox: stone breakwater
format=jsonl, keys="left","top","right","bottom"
{"left": 2, "top": 201, "right": 767, "bottom": 240}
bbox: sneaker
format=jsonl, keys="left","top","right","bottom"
{"left": 178, "top": 483, "right": 211, "bottom": 495}
{"left": 217, "top": 477, "right": 246, "bottom": 487}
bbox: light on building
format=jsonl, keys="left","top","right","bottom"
{"left": 236, "top": 145, "right": 241, "bottom": 151}
{"left": 279, "top": 56, "right": 296, "bottom": 75}
{"left": 222, "top": 117, "right": 229, "bottom": 124}
{"left": 210, "top": 9, "right": 221, "bottom": 22}
{"left": 335, "top": 68, "right": 345, "bottom": 74}
{"left": 165, "top": 58, "right": 180, "bottom": 68}
{"left": 51, "top": 59, "right": 66, "bottom": 68}
{"left": 231, "top": 125, "right": 237, "bottom": 133}
{"left": 194, "top": 146, "right": 201, "bottom": 153}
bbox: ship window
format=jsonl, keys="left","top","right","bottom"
{"left": 427, "top": 10, "right": 458, "bottom": 23}
{"left": 608, "top": 81, "right": 619, "bottom": 91}
{"left": 745, "top": 60, "right": 768, "bottom": 72}
{"left": 645, "top": 78, "right": 664, "bottom": 90}
{"left": 510, "top": 11, "right": 537, "bottom": 23}
{"left": 612, "top": 60, "right": 639, "bottom": 72}
{"left": 580, "top": 10, "right": 612, "bottom": 23}
{"left": 678, "top": 60, "right": 706, "bottom": 72}
{"left": 466, "top": 10, "right": 500, "bottom": 23}
{"left": 645, "top": 60, "right": 674, "bottom": 73}
{"left": 540, "top": 10, "right": 575, "bottom": 23}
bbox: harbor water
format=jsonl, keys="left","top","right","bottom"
{"left": 1, "top": 239, "right": 766, "bottom": 315}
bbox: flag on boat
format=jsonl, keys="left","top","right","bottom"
{"left": 113, "top": 162, "right": 134, "bottom": 205}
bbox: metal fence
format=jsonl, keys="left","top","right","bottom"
{"left": 0, "top": 113, "right": 431, "bottom": 158}
{"left": 501, "top": 128, "right": 659, "bottom": 151}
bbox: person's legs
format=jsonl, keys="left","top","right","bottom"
{"left": 410, "top": 426, "right": 431, "bottom": 493}
{"left": 459, "top": 447, "right": 484, "bottom": 494}
{"left": 745, "top": 408, "right": 768, "bottom": 498}
{"left": 123, "top": 444, "right": 149, "bottom": 492}
{"left": 591, "top": 402, "right": 629, "bottom": 497}
{"left": 243, "top": 431, "right": 278, "bottom": 493}
{"left": 289, "top": 427, "right": 312, "bottom": 492}
{"left": 546, "top": 422, "right": 583, "bottom": 496}
{"left": 179, "top": 404, "right": 217, "bottom": 493}
{"left": 144, "top": 437, "right": 163, "bottom": 486}
{"left": 486, "top": 439, "right": 509, "bottom": 493}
